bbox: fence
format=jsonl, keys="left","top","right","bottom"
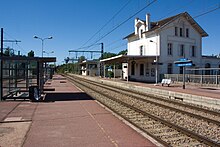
{"left": 164, "top": 74, "right": 220, "bottom": 87}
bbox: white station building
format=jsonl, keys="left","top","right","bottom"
{"left": 100, "top": 12, "right": 220, "bottom": 82}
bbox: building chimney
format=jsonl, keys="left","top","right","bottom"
{"left": 146, "top": 13, "right": 150, "bottom": 31}
{"left": 135, "top": 18, "right": 139, "bottom": 35}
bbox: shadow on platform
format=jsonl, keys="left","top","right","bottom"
{"left": 44, "top": 92, "right": 94, "bottom": 102}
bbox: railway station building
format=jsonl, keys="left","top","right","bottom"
{"left": 101, "top": 12, "right": 220, "bottom": 83}
{"left": 80, "top": 60, "right": 100, "bottom": 76}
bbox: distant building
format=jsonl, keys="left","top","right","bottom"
{"left": 101, "top": 12, "right": 220, "bottom": 82}
{"left": 80, "top": 60, "right": 100, "bottom": 76}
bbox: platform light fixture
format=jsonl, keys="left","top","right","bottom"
{"left": 33, "top": 35, "right": 53, "bottom": 57}
{"left": 150, "top": 40, "right": 158, "bottom": 85}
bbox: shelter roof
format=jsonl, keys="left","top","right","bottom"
{"left": 1, "top": 56, "right": 56, "bottom": 62}
{"left": 80, "top": 60, "right": 99, "bottom": 65}
{"left": 100, "top": 55, "right": 156, "bottom": 64}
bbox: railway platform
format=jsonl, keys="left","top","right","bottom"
{"left": 0, "top": 74, "right": 157, "bottom": 147}
{"left": 73, "top": 74, "right": 220, "bottom": 109}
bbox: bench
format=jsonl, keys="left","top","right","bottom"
{"left": 161, "top": 79, "right": 172, "bottom": 86}
{"left": 5, "top": 88, "right": 20, "bottom": 97}
{"left": 3, "top": 89, "right": 30, "bottom": 100}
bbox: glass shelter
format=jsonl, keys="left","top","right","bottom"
{"left": 0, "top": 56, "right": 56, "bottom": 100}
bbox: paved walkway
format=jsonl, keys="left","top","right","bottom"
{"left": 0, "top": 75, "right": 157, "bottom": 147}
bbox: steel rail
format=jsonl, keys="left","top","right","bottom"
{"left": 65, "top": 74, "right": 219, "bottom": 146}
{"left": 68, "top": 74, "right": 220, "bottom": 124}
{"left": 74, "top": 76, "right": 220, "bottom": 126}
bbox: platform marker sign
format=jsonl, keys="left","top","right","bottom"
{"left": 174, "top": 58, "right": 192, "bottom": 67}
{"left": 174, "top": 58, "right": 193, "bottom": 89}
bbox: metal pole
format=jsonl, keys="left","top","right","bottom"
{"left": 37, "top": 62, "right": 40, "bottom": 89}
{"left": 0, "top": 27, "right": 2, "bottom": 48}
{"left": 114, "top": 64, "right": 115, "bottom": 80}
{"left": 150, "top": 40, "right": 158, "bottom": 85}
{"left": 1, "top": 28, "right": 3, "bottom": 100}
{"left": 155, "top": 41, "right": 158, "bottom": 85}
{"left": 155, "top": 60, "right": 158, "bottom": 84}
{"left": 101, "top": 43, "right": 104, "bottom": 59}
{"left": 41, "top": 39, "right": 44, "bottom": 58}
{"left": 104, "top": 65, "right": 106, "bottom": 78}
{"left": 127, "top": 59, "right": 129, "bottom": 83}
{"left": 25, "top": 62, "right": 29, "bottom": 91}
{"left": 183, "top": 66, "right": 185, "bottom": 89}
{"left": 101, "top": 43, "right": 104, "bottom": 77}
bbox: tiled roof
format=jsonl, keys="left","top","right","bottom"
{"left": 147, "top": 13, "right": 183, "bottom": 32}
{"left": 124, "top": 12, "right": 208, "bottom": 39}
{"left": 123, "top": 32, "right": 135, "bottom": 39}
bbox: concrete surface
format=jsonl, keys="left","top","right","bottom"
{"left": 0, "top": 74, "right": 158, "bottom": 147}
{"left": 73, "top": 74, "right": 220, "bottom": 110}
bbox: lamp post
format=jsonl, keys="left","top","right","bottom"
{"left": 33, "top": 36, "right": 53, "bottom": 57}
{"left": 34, "top": 36, "right": 52, "bottom": 95}
{"left": 150, "top": 40, "right": 158, "bottom": 85}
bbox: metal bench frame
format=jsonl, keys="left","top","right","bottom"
{"left": 161, "top": 79, "right": 172, "bottom": 86}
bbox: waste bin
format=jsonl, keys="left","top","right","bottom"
{"left": 29, "top": 86, "right": 40, "bottom": 101}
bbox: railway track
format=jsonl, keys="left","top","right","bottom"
{"left": 64, "top": 74, "right": 220, "bottom": 147}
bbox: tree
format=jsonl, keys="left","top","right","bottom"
{"left": 78, "top": 56, "right": 86, "bottom": 63}
{"left": 64, "top": 57, "right": 70, "bottom": 64}
{"left": 118, "top": 49, "right": 127, "bottom": 55}
{"left": 99, "top": 52, "right": 117, "bottom": 60}
{"left": 28, "top": 50, "right": 35, "bottom": 57}
{"left": 4, "top": 47, "right": 11, "bottom": 56}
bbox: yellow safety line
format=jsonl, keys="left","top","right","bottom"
{"left": 80, "top": 102, "right": 118, "bottom": 147}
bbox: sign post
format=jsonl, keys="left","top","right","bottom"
{"left": 174, "top": 58, "right": 192, "bottom": 89}
{"left": 183, "top": 66, "right": 185, "bottom": 89}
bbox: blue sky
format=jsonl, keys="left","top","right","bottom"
{"left": 1, "top": 0, "right": 220, "bottom": 65}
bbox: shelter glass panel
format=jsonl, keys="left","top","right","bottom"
{"left": 2, "top": 59, "right": 38, "bottom": 98}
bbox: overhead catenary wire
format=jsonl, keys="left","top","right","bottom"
{"left": 106, "top": 43, "right": 127, "bottom": 52}
{"left": 86, "top": 0, "right": 157, "bottom": 49}
{"left": 193, "top": 3, "right": 220, "bottom": 19}
{"left": 158, "top": 0, "right": 195, "bottom": 20}
{"left": 79, "top": 0, "right": 132, "bottom": 49}
{"left": 102, "top": 0, "right": 220, "bottom": 55}
{"left": 3, "top": 31, "right": 27, "bottom": 54}
{"left": 105, "top": 38, "right": 126, "bottom": 48}
{"left": 74, "top": 0, "right": 219, "bottom": 58}
{"left": 78, "top": 0, "right": 157, "bottom": 52}
{"left": 158, "top": 1, "right": 220, "bottom": 22}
